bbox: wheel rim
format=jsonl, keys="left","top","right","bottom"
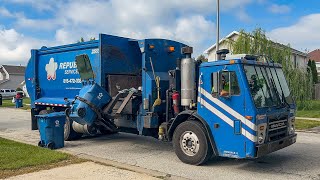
{"left": 64, "top": 117, "right": 70, "bottom": 138}
{"left": 180, "top": 131, "right": 200, "bottom": 156}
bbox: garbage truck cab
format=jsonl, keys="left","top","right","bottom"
{"left": 67, "top": 47, "right": 297, "bottom": 165}
{"left": 194, "top": 52, "right": 297, "bottom": 160}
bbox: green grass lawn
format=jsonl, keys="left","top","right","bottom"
{"left": 296, "top": 111, "right": 320, "bottom": 118}
{"left": 0, "top": 97, "right": 31, "bottom": 109}
{"left": 295, "top": 119, "right": 320, "bottom": 130}
{"left": 296, "top": 100, "right": 320, "bottom": 118}
{"left": 0, "top": 137, "right": 84, "bottom": 178}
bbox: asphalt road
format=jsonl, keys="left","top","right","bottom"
{"left": 0, "top": 108, "right": 319, "bottom": 180}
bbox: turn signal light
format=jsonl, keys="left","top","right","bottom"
{"left": 245, "top": 115, "right": 253, "bottom": 120}
{"left": 168, "top": 46, "right": 175, "bottom": 52}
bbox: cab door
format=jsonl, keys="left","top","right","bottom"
{"left": 197, "top": 64, "right": 254, "bottom": 158}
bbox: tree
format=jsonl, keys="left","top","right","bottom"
{"left": 77, "top": 37, "right": 96, "bottom": 43}
{"left": 196, "top": 54, "right": 208, "bottom": 62}
{"left": 311, "top": 60, "right": 318, "bottom": 83}
{"left": 228, "top": 28, "right": 313, "bottom": 109}
{"left": 308, "top": 60, "right": 318, "bottom": 84}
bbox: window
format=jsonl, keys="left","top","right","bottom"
{"left": 211, "top": 71, "right": 240, "bottom": 97}
{"left": 0, "top": 90, "right": 3, "bottom": 93}
{"left": 11, "top": 90, "right": 15, "bottom": 92}
{"left": 294, "top": 55, "right": 297, "bottom": 68}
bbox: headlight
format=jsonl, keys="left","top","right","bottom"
{"left": 288, "top": 117, "right": 295, "bottom": 134}
{"left": 257, "top": 123, "right": 267, "bottom": 144}
{"left": 258, "top": 133, "right": 264, "bottom": 144}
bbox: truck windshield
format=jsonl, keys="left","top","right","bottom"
{"left": 244, "top": 65, "right": 284, "bottom": 108}
{"left": 268, "top": 67, "right": 293, "bottom": 104}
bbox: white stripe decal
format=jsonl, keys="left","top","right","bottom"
{"left": 198, "top": 97, "right": 233, "bottom": 126}
{"left": 198, "top": 97, "right": 257, "bottom": 142}
{"left": 199, "top": 87, "right": 257, "bottom": 131}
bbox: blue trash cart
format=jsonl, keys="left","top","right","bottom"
{"left": 37, "top": 112, "right": 66, "bottom": 149}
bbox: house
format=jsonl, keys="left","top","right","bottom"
{"left": 0, "top": 65, "right": 26, "bottom": 90}
{"left": 308, "top": 49, "right": 320, "bottom": 80}
{"left": 20, "top": 80, "right": 30, "bottom": 97}
{"left": 204, "top": 31, "right": 308, "bottom": 69}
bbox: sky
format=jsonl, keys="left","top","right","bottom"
{"left": 0, "top": 0, "right": 320, "bottom": 65}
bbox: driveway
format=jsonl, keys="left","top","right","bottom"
{"left": 0, "top": 108, "right": 319, "bottom": 180}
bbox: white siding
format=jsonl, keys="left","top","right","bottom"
{"left": 207, "top": 34, "right": 239, "bottom": 61}
{"left": 207, "top": 33, "right": 307, "bottom": 70}
{"left": 316, "top": 62, "right": 320, "bottom": 80}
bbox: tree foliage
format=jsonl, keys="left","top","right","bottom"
{"left": 77, "top": 37, "right": 96, "bottom": 43}
{"left": 228, "top": 28, "right": 313, "bottom": 109}
{"left": 196, "top": 54, "right": 208, "bottom": 62}
{"left": 308, "top": 59, "right": 318, "bottom": 84}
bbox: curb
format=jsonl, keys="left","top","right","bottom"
{"left": 0, "top": 134, "right": 188, "bottom": 180}
{"left": 295, "top": 130, "right": 319, "bottom": 134}
{"left": 296, "top": 117, "right": 320, "bottom": 121}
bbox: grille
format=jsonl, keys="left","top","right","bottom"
{"left": 267, "top": 116, "right": 288, "bottom": 142}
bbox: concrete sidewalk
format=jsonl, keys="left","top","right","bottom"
{"left": 6, "top": 162, "right": 160, "bottom": 180}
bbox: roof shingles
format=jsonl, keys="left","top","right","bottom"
{"left": 309, "top": 49, "right": 320, "bottom": 62}
{"left": 1, "top": 65, "right": 26, "bottom": 75}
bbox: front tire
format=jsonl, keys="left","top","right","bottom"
{"left": 173, "top": 120, "right": 213, "bottom": 165}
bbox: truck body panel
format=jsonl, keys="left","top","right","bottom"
{"left": 25, "top": 34, "right": 142, "bottom": 108}
{"left": 26, "top": 34, "right": 297, "bottom": 165}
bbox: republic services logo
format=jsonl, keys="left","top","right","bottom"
{"left": 45, "top": 58, "right": 58, "bottom": 80}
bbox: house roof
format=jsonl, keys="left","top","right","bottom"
{"left": 204, "top": 31, "right": 239, "bottom": 54}
{"left": 308, "top": 49, "right": 320, "bottom": 62}
{"left": 1, "top": 65, "right": 26, "bottom": 75}
{"left": 204, "top": 31, "right": 308, "bottom": 57}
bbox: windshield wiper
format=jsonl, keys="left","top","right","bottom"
{"left": 270, "top": 61, "right": 290, "bottom": 108}
{"left": 252, "top": 66, "right": 269, "bottom": 107}
{"left": 256, "top": 66, "right": 274, "bottom": 107}
{"left": 264, "top": 65, "right": 283, "bottom": 108}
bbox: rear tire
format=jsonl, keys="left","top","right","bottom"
{"left": 173, "top": 120, "right": 213, "bottom": 165}
{"left": 64, "top": 117, "right": 82, "bottom": 141}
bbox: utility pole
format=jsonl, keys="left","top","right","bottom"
{"left": 216, "top": 0, "right": 220, "bottom": 60}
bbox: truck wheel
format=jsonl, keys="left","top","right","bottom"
{"left": 173, "top": 120, "right": 213, "bottom": 165}
{"left": 64, "top": 117, "right": 82, "bottom": 141}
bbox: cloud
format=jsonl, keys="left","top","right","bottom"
{"left": 0, "top": 27, "right": 47, "bottom": 65}
{"left": 3, "top": 0, "right": 63, "bottom": 12}
{"left": 0, "top": 0, "right": 256, "bottom": 64}
{"left": 268, "top": 13, "right": 320, "bottom": 51}
{"left": 268, "top": 4, "right": 291, "bottom": 14}
{"left": 15, "top": 17, "right": 61, "bottom": 30}
{"left": 236, "top": 8, "right": 251, "bottom": 22}
{"left": 0, "top": 6, "right": 14, "bottom": 17}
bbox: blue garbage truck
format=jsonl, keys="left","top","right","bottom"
{"left": 25, "top": 34, "right": 297, "bottom": 165}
